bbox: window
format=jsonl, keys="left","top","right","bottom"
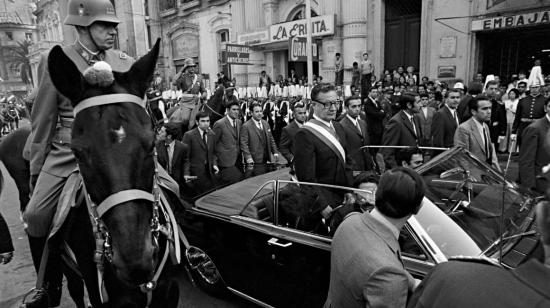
{"left": 5, "top": 32, "right": 13, "bottom": 40}
{"left": 241, "top": 181, "right": 275, "bottom": 223}
{"left": 399, "top": 226, "right": 427, "bottom": 260}
{"left": 160, "top": 0, "right": 176, "bottom": 11}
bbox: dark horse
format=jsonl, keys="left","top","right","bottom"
{"left": 37, "top": 39, "right": 180, "bottom": 307}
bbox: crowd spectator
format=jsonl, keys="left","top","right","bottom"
{"left": 454, "top": 95, "right": 501, "bottom": 171}
{"left": 511, "top": 80, "right": 546, "bottom": 146}
{"left": 503, "top": 88, "right": 520, "bottom": 152}
{"left": 325, "top": 167, "right": 425, "bottom": 308}
{"left": 381, "top": 93, "right": 422, "bottom": 170}
{"left": 340, "top": 96, "right": 374, "bottom": 172}
{"left": 259, "top": 70, "right": 272, "bottom": 94}
{"left": 518, "top": 97, "right": 550, "bottom": 193}
{"left": 432, "top": 89, "right": 461, "bottom": 151}
{"left": 396, "top": 147, "right": 424, "bottom": 169}
{"left": 279, "top": 102, "right": 307, "bottom": 165}
{"left": 351, "top": 62, "right": 361, "bottom": 89}
{"left": 457, "top": 81, "right": 483, "bottom": 122}
{"left": 416, "top": 93, "right": 435, "bottom": 146}
{"left": 360, "top": 52, "right": 374, "bottom": 98}
{"left": 334, "top": 53, "right": 344, "bottom": 86}
{"left": 183, "top": 111, "right": 218, "bottom": 194}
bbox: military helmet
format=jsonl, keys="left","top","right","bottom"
{"left": 64, "top": 0, "right": 121, "bottom": 27}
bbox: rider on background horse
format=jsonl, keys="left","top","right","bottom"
{"left": 170, "top": 58, "right": 207, "bottom": 132}
{"left": 19, "top": 1, "right": 169, "bottom": 306}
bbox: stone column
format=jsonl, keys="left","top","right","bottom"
{"left": 319, "top": 0, "right": 342, "bottom": 83}
{"left": 244, "top": 0, "right": 264, "bottom": 31}
{"left": 231, "top": 0, "right": 248, "bottom": 86}
{"left": 341, "top": 0, "right": 368, "bottom": 83}
{"left": 262, "top": 0, "right": 280, "bottom": 82}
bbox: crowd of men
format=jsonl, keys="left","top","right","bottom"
{"left": 1, "top": 0, "right": 549, "bottom": 306}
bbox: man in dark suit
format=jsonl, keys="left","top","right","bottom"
{"left": 364, "top": 87, "right": 385, "bottom": 156}
{"left": 325, "top": 168, "right": 424, "bottom": 308}
{"left": 156, "top": 122, "right": 188, "bottom": 194}
{"left": 294, "top": 84, "right": 353, "bottom": 221}
{"left": 415, "top": 93, "right": 435, "bottom": 146}
{"left": 485, "top": 80, "right": 507, "bottom": 149}
{"left": 240, "top": 102, "right": 279, "bottom": 170}
{"left": 380, "top": 93, "right": 422, "bottom": 170}
{"left": 212, "top": 99, "right": 243, "bottom": 184}
{"left": 432, "top": 89, "right": 461, "bottom": 152}
{"left": 454, "top": 95, "right": 501, "bottom": 172}
{"left": 279, "top": 102, "right": 307, "bottom": 164}
{"left": 339, "top": 96, "right": 374, "bottom": 171}
{"left": 408, "top": 181, "right": 550, "bottom": 308}
{"left": 519, "top": 98, "right": 550, "bottom": 193}
{"left": 183, "top": 111, "right": 219, "bottom": 194}
{"left": 457, "top": 81, "right": 483, "bottom": 123}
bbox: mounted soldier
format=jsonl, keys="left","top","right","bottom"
{"left": 20, "top": 1, "right": 184, "bottom": 306}
{"left": 170, "top": 58, "right": 207, "bottom": 132}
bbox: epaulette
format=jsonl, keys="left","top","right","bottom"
{"left": 448, "top": 255, "right": 504, "bottom": 268}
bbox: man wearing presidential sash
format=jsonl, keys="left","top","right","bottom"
{"left": 293, "top": 84, "right": 353, "bottom": 221}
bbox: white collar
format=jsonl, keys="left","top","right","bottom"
{"left": 313, "top": 114, "right": 332, "bottom": 128}
{"left": 346, "top": 114, "right": 359, "bottom": 124}
{"left": 226, "top": 114, "right": 236, "bottom": 123}
{"left": 546, "top": 114, "right": 550, "bottom": 123}
{"left": 370, "top": 208, "right": 399, "bottom": 239}
{"left": 198, "top": 127, "right": 208, "bottom": 135}
{"left": 445, "top": 104, "right": 456, "bottom": 113}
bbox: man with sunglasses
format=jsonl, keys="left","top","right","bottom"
{"left": 294, "top": 84, "right": 353, "bottom": 220}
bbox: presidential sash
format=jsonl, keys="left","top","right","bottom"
{"left": 303, "top": 120, "right": 346, "bottom": 165}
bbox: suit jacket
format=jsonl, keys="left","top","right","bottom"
{"left": 182, "top": 128, "right": 216, "bottom": 178}
{"left": 325, "top": 212, "right": 415, "bottom": 308}
{"left": 457, "top": 94, "right": 474, "bottom": 123}
{"left": 240, "top": 118, "right": 278, "bottom": 164}
{"left": 279, "top": 120, "right": 301, "bottom": 163}
{"left": 339, "top": 115, "right": 374, "bottom": 171}
{"left": 518, "top": 117, "right": 550, "bottom": 192}
{"left": 0, "top": 212, "right": 14, "bottom": 253}
{"left": 24, "top": 45, "right": 134, "bottom": 177}
{"left": 294, "top": 121, "right": 352, "bottom": 188}
{"left": 408, "top": 259, "right": 550, "bottom": 308}
{"left": 415, "top": 106, "right": 435, "bottom": 146}
{"left": 155, "top": 140, "right": 188, "bottom": 189}
{"left": 432, "top": 105, "right": 458, "bottom": 148}
{"left": 489, "top": 100, "right": 507, "bottom": 144}
{"left": 212, "top": 116, "right": 242, "bottom": 168}
{"left": 454, "top": 118, "right": 500, "bottom": 171}
{"left": 381, "top": 110, "right": 422, "bottom": 169}
{"left": 363, "top": 97, "right": 386, "bottom": 144}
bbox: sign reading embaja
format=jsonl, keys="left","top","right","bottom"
{"left": 288, "top": 37, "right": 319, "bottom": 62}
{"left": 224, "top": 44, "right": 250, "bottom": 65}
{"left": 472, "top": 10, "right": 550, "bottom": 31}
{"left": 270, "top": 15, "right": 335, "bottom": 42}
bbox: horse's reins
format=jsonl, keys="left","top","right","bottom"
{"left": 75, "top": 93, "right": 181, "bottom": 307}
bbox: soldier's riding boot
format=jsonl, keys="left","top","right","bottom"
{"left": 21, "top": 236, "right": 63, "bottom": 308}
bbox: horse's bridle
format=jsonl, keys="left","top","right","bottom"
{"left": 75, "top": 93, "right": 171, "bottom": 306}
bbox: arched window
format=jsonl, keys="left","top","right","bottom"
{"left": 287, "top": 5, "right": 318, "bottom": 21}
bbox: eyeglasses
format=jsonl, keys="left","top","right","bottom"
{"left": 315, "top": 100, "right": 342, "bottom": 109}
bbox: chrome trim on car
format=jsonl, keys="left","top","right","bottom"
{"left": 227, "top": 287, "right": 275, "bottom": 308}
{"left": 408, "top": 216, "right": 448, "bottom": 264}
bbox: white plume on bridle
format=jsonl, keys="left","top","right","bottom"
{"left": 83, "top": 61, "right": 115, "bottom": 87}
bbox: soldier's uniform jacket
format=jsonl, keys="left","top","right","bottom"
{"left": 175, "top": 72, "right": 205, "bottom": 95}
{"left": 24, "top": 44, "right": 134, "bottom": 177}
{"left": 512, "top": 94, "right": 546, "bottom": 134}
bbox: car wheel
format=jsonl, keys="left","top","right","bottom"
{"left": 185, "top": 246, "right": 228, "bottom": 297}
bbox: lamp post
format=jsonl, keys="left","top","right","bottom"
{"left": 305, "top": 0, "right": 313, "bottom": 88}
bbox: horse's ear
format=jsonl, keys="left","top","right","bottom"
{"left": 47, "top": 45, "right": 84, "bottom": 103}
{"left": 120, "top": 38, "right": 160, "bottom": 97}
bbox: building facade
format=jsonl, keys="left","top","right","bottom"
{"left": 29, "top": 0, "right": 149, "bottom": 88}
{"left": 146, "top": 0, "right": 232, "bottom": 91}
{"left": 0, "top": 0, "right": 36, "bottom": 95}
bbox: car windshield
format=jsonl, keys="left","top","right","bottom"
{"left": 415, "top": 148, "right": 537, "bottom": 257}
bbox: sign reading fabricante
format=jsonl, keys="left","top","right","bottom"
{"left": 472, "top": 10, "right": 550, "bottom": 31}
{"left": 288, "top": 37, "right": 319, "bottom": 62}
{"left": 270, "top": 15, "right": 335, "bottom": 42}
{"left": 225, "top": 44, "right": 250, "bottom": 65}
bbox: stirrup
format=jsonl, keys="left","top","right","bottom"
{"left": 19, "top": 287, "right": 49, "bottom": 308}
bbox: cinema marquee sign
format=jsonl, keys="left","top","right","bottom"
{"left": 472, "top": 10, "right": 550, "bottom": 31}
{"left": 270, "top": 15, "right": 335, "bottom": 42}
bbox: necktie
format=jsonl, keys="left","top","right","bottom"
{"left": 258, "top": 121, "right": 263, "bottom": 131}
{"left": 355, "top": 120, "right": 362, "bottom": 134}
{"left": 483, "top": 125, "right": 491, "bottom": 162}
{"left": 410, "top": 116, "right": 418, "bottom": 138}
{"left": 165, "top": 143, "right": 172, "bottom": 174}
{"left": 453, "top": 110, "right": 459, "bottom": 125}
{"left": 233, "top": 119, "right": 238, "bottom": 137}
{"left": 202, "top": 131, "right": 207, "bottom": 146}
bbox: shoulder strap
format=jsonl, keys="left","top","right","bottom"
{"left": 62, "top": 45, "right": 90, "bottom": 73}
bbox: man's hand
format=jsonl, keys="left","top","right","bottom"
{"left": 321, "top": 206, "right": 333, "bottom": 219}
{"left": 184, "top": 175, "right": 197, "bottom": 182}
{"left": 29, "top": 174, "right": 38, "bottom": 194}
{"left": 0, "top": 252, "right": 13, "bottom": 264}
{"left": 213, "top": 165, "right": 219, "bottom": 174}
{"left": 510, "top": 134, "right": 517, "bottom": 141}
{"left": 273, "top": 153, "right": 279, "bottom": 163}
{"left": 246, "top": 158, "right": 254, "bottom": 165}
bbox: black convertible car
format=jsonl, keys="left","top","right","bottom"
{"left": 180, "top": 148, "right": 542, "bottom": 308}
